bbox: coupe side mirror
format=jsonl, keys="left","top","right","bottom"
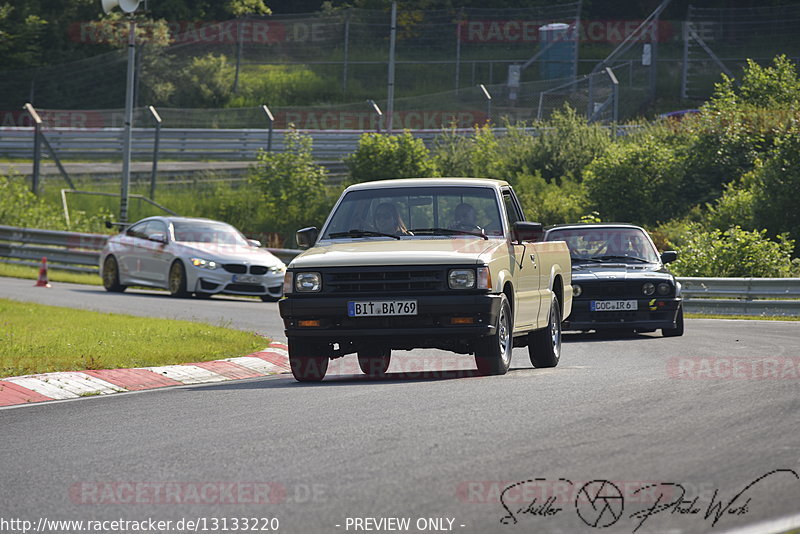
{"left": 248, "top": 239, "right": 262, "bottom": 248}
{"left": 512, "top": 221, "right": 544, "bottom": 243}
{"left": 296, "top": 227, "right": 319, "bottom": 249}
{"left": 661, "top": 250, "right": 678, "bottom": 263}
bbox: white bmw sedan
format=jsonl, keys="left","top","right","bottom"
{"left": 99, "top": 216, "right": 286, "bottom": 301}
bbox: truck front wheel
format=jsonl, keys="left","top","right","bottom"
{"left": 474, "top": 294, "right": 513, "bottom": 376}
{"left": 529, "top": 295, "right": 562, "bottom": 368}
{"left": 289, "top": 338, "right": 330, "bottom": 382}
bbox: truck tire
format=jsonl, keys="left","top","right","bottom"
{"left": 474, "top": 293, "right": 513, "bottom": 376}
{"left": 529, "top": 295, "right": 562, "bottom": 368}
{"left": 289, "top": 338, "right": 329, "bottom": 382}
{"left": 358, "top": 346, "right": 391, "bottom": 376}
{"left": 662, "top": 304, "right": 684, "bottom": 337}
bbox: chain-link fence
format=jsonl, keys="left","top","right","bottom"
{"left": 682, "top": 4, "right": 800, "bottom": 100}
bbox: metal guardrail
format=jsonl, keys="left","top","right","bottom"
{"left": 0, "top": 225, "right": 301, "bottom": 274}
{"left": 1, "top": 224, "right": 798, "bottom": 316}
{"left": 679, "top": 277, "right": 800, "bottom": 316}
{"left": 0, "top": 126, "right": 641, "bottom": 163}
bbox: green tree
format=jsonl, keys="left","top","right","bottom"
{"left": 345, "top": 131, "right": 435, "bottom": 183}
{"left": 583, "top": 136, "right": 685, "bottom": 226}
{"left": 248, "top": 129, "right": 336, "bottom": 246}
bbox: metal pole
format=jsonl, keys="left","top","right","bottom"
{"left": 233, "top": 18, "right": 243, "bottom": 93}
{"left": 606, "top": 67, "right": 619, "bottom": 125}
{"left": 342, "top": 9, "right": 350, "bottom": 95}
{"left": 149, "top": 105, "right": 161, "bottom": 200}
{"left": 455, "top": 10, "right": 463, "bottom": 94}
{"left": 367, "top": 99, "right": 382, "bottom": 134}
{"left": 262, "top": 105, "right": 275, "bottom": 151}
{"left": 479, "top": 84, "right": 492, "bottom": 124}
{"left": 24, "top": 103, "right": 42, "bottom": 195}
{"left": 120, "top": 16, "right": 136, "bottom": 225}
{"left": 386, "top": 2, "right": 397, "bottom": 133}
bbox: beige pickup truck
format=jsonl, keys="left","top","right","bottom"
{"left": 279, "top": 178, "right": 573, "bottom": 381}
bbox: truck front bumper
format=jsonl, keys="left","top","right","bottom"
{"left": 279, "top": 293, "right": 501, "bottom": 350}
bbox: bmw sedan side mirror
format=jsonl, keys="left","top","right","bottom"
{"left": 661, "top": 250, "right": 678, "bottom": 263}
{"left": 296, "top": 227, "right": 319, "bottom": 249}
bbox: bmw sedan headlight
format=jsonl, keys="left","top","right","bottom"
{"left": 191, "top": 258, "right": 218, "bottom": 270}
{"left": 657, "top": 282, "right": 672, "bottom": 295}
{"left": 572, "top": 284, "right": 582, "bottom": 297}
{"left": 295, "top": 272, "right": 322, "bottom": 292}
{"left": 642, "top": 282, "right": 656, "bottom": 296}
{"left": 448, "top": 268, "right": 476, "bottom": 289}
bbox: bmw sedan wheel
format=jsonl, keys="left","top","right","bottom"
{"left": 168, "top": 261, "right": 189, "bottom": 298}
{"left": 102, "top": 256, "right": 127, "bottom": 293}
{"left": 358, "top": 346, "right": 392, "bottom": 376}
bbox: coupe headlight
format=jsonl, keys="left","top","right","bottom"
{"left": 295, "top": 272, "right": 322, "bottom": 292}
{"left": 657, "top": 282, "right": 671, "bottom": 295}
{"left": 572, "top": 284, "right": 582, "bottom": 297}
{"left": 191, "top": 257, "right": 218, "bottom": 270}
{"left": 270, "top": 264, "right": 286, "bottom": 274}
{"left": 448, "top": 269, "right": 476, "bottom": 289}
{"left": 642, "top": 282, "right": 656, "bottom": 295}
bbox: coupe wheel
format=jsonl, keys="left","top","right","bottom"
{"left": 102, "top": 256, "right": 127, "bottom": 293}
{"left": 662, "top": 304, "right": 684, "bottom": 337}
{"left": 474, "top": 293, "right": 513, "bottom": 376}
{"left": 357, "top": 346, "right": 391, "bottom": 376}
{"left": 168, "top": 261, "right": 189, "bottom": 298}
{"left": 529, "top": 295, "right": 562, "bottom": 368}
{"left": 289, "top": 338, "right": 330, "bottom": 382}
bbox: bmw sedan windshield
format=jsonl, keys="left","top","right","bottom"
{"left": 546, "top": 226, "right": 661, "bottom": 264}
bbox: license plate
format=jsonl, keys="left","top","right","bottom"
{"left": 591, "top": 300, "right": 638, "bottom": 312}
{"left": 232, "top": 274, "right": 259, "bottom": 284}
{"left": 348, "top": 300, "right": 417, "bottom": 317}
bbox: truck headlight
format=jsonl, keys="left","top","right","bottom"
{"left": 191, "top": 257, "right": 218, "bottom": 269}
{"left": 295, "top": 272, "right": 322, "bottom": 292}
{"left": 448, "top": 269, "right": 476, "bottom": 289}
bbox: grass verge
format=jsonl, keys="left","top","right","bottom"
{"left": 0, "top": 262, "right": 101, "bottom": 285}
{"left": 686, "top": 313, "right": 800, "bottom": 321}
{"left": 0, "top": 298, "right": 268, "bottom": 378}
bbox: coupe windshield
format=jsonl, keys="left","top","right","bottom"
{"left": 172, "top": 221, "right": 249, "bottom": 246}
{"left": 547, "top": 227, "right": 660, "bottom": 263}
{"left": 321, "top": 186, "right": 504, "bottom": 239}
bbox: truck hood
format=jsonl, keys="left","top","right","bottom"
{"left": 290, "top": 238, "right": 502, "bottom": 268}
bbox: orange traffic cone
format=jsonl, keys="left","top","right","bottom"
{"left": 34, "top": 257, "right": 51, "bottom": 288}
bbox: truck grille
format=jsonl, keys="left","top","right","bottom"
{"left": 324, "top": 268, "right": 445, "bottom": 293}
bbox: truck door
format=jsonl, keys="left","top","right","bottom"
{"left": 502, "top": 189, "right": 541, "bottom": 331}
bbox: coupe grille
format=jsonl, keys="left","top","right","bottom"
{"left": 250, "top": 265, "right": 269, "bottom": 275}
{"left": 223, "top": 264, "right": 247, "bottom": 274}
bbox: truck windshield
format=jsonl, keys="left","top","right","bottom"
{"left": 321, "top": 186, "right": 504, "bottom": 239}
{"left": 546, "top": 227, "right": 660, "bottom": 263}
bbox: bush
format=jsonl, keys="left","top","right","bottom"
{"left": 669, "top": 224, "right": 799, "bottom": 277}
{"left": 345, "top": 131, "right": 436, "bottom": 183}
{"left": 0, "top": 173, "right": 110, "bottom": 233}
{"left": 248, "top": 129, "right": 338, "bottom": 246}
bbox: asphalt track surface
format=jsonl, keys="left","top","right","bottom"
{"left": 1, "top": 276, "right": 799, "bottom": 534}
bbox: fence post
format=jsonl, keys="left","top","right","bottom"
{"left": 148, "top": 105, "right": 162, "bottom": 200}
{"left": 24, "top": 103, "right": 42, "bottom": 195}
{"left": 262, "top": 105, "right": 274, "bottom": 152}
{"left": 386, "top": 2, "right": 397, "bottom": 133}
{"left": 342, "top": 9, "right": 351, "bottom": 95}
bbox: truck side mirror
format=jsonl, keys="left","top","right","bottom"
{"left": 512, "top": 221, "right": 544, "bottom": 243}
{"left": 660, "top": 250, "right": 678, "bottom": 264}
{"left": 296, "top": 227, "right": 319, "bottom": 249}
